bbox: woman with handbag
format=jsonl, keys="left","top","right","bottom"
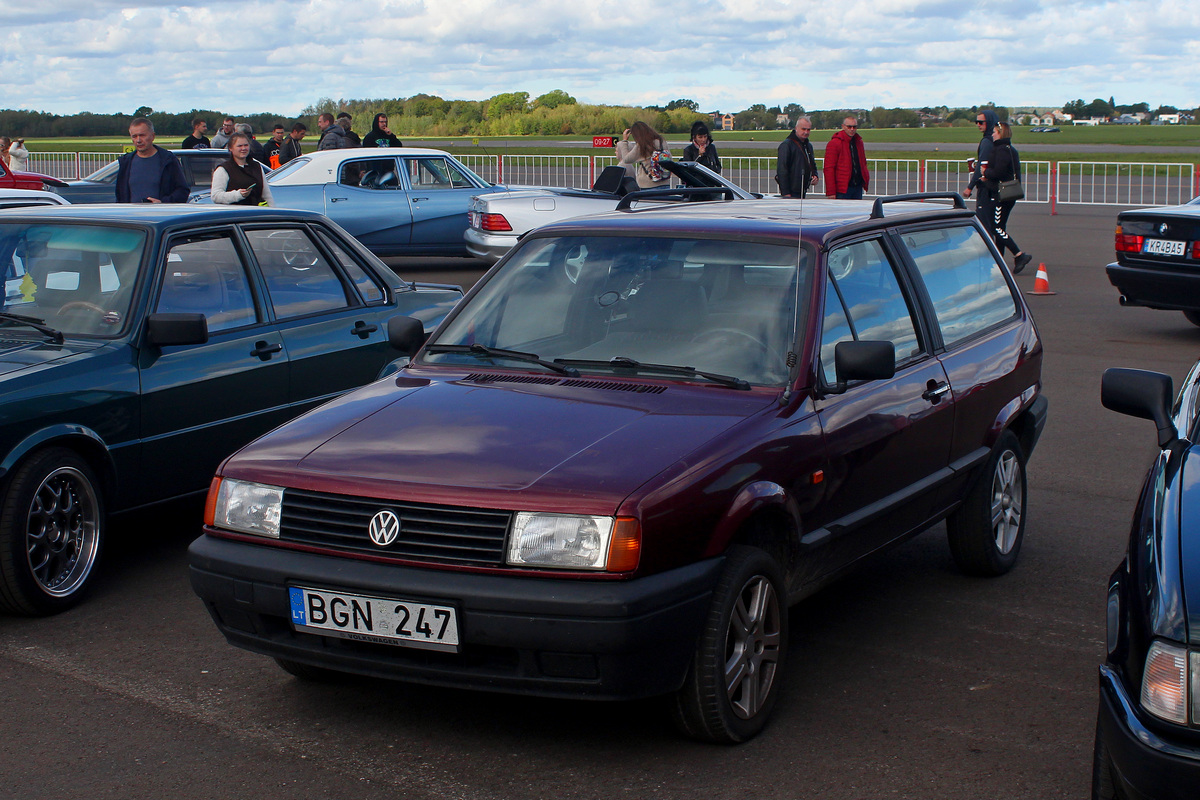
{"left": 616, "top": 121, "right": 671, "bottom": 188}
{"left": 981, "top": 122, "right": 1032, "bottom": 273}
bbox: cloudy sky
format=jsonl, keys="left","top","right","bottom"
{"left": 1, "top": 0, "right": 1197, "bottom": 116}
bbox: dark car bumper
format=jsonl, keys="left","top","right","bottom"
{"left": 189, "top": 533, "right": 722, "bottom": 700}
{"left": 1097, "top": 664, "right": 1200, "bottom": 800}
{"left": 1107, "top": 261, "right": 1200, "bottom": 311}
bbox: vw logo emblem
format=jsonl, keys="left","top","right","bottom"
{"left": 1160, "top": 222, "right": 1170, "bottom": 235}
{"left": 368, "top": 510, "right": 401, "bottom": 547}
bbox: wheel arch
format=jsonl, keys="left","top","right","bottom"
{"left": 708, "top": 480, "right": 802, "bottom": 583}
{"left": 0, "top": 425, "right": 118, "bottom": 503}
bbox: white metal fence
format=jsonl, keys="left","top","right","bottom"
{"left": 28, "top": 151, "right": 119, "bottom": 180}
{"left": 1055, "top": 162, "right": 1195, "bottom": 207}
{"left": 27, "top": 150, "right": 1199, "bottom": 210}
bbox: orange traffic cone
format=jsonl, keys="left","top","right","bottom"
{"left": 1026, "top": 263, "right": 1056, "bottom": 296}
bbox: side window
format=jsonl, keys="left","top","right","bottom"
{"left": 902, "top": 225, "right": 1018, "bottom": 348}
{"left": 820, "top": 239, "right": 921, "bottom": 384}
{"left": 244, "top": 228, "right": 350, "bottom": 318}
{"left": 157, "top": 233, "right": 258, "bottom": 334}
{"left": 314, "top": 229, "right": 385, "bottom": 303}
{"left": 406, "top": 158, "right": 472, "bottom": 190}
{"left": 340, "top": 158, "right": 397, "bottom": 189}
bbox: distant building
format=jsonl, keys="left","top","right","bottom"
{"left": 1157, "top": 113, "right": 1182, "bottom": 124}
{"left": 710, "top": 113, "right": 735, "bottom": 131}
{"left": 1111, "top": 114, "right": 1140, "bottom": 124}
{"left": 775, "top": 113, "right": 790, "bottom": 127}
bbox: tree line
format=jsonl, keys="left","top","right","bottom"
{"left": 1, "top": 92, "right": 1195, "bottom": 139}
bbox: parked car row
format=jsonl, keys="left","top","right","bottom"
{"left": 6, "top": 160, "right": 1200, "bottom": 787}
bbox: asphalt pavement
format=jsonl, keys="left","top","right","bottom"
{"left": 2, "top": 203, "right": 1195, "bottom": 799}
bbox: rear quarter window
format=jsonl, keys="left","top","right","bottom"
{"left": 901, "top": 225, "right": 1018, "bottom": 348}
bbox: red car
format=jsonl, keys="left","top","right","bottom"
{"left": 0, "top": 159, "right": 66, "bottom": 192}
{"left": 190, "top": 193, "right": 1047, "bottom": 743}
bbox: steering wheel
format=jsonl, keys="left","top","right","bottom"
{"left": 828, "top": 248, "right": 855, "bottom": 281}
{"left": 691, "top": 327, "right": 781, "bottom": 363}
{"left": 281, "top": 242, "right": 317, "bottom": 267}
{"left": 58, "top": 300, "right": 106, "bottom": 314}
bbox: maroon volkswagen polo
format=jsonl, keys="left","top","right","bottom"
{"left": 189, "top": 193, "right": 1047, "bottom": 743}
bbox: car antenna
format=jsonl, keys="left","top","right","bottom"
{"left": 780, "top": 185, "right": 805, "bottom": 405}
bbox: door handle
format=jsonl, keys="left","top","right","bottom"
{"left": 351, "top": 320, "right": 378, "bottom": 339}
{"left": 922, "top": 381, "right": 951, "bottom": 402}
{"left": 329, "top": 197, "right": 348, "bottom": 202}
{"left": 411, "top": 197, "right": 429, "bottom": 202}
{"left": 251, "top": 341, "right": 283, "bottom": 360}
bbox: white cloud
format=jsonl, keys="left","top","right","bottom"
{"left": 0, "top": 0, "right": 1196, "bottom": 115}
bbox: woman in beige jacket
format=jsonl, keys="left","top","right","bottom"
{"left": 615, "top": 121, "right": 671, "bottom": 188}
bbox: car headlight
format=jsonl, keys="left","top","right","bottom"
{"left": 206, "top": 477, "right": 284, "bottom": 538}
{"left": 507, "top": 513, "right": 640, "bottom": 571}
{"left": 1141, "top": 640, "right": 1189, "bottom": 724}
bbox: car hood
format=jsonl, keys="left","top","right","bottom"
{"left": 226, "top": 372, "right": 775, "bottom": 510}
{"left": 0, "top": 335, "right": 101, "bottom": 377}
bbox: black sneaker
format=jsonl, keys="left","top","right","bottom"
{"left": 1014, "top": 253, "right": 1032, "bottom": 274}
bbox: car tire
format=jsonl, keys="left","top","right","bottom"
{"left": 1091, "top": 717, "right": 1118, "bottom": 800}
{"left": 671, "top": 545, "right": 787, "bottom": 743}
{"left": 946, "top": 430, "right": 1026, "bottom": 577}
{"left": 1183, "top": 310, "right": 1200, "bottom": 328}
{"left": 0, "top": 448, "right": 104, "bottom": 616}
{"left": 274, "top": 657, "right": 345, "bottom": 682}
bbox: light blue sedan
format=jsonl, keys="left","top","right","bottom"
{"left": 266, "top": 148, "right": 504, "bottom": 257}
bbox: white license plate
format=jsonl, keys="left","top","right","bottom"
{"left": 288, "top": 586, "right": 459, "bottom": 652}
{"left": 1143, "top": 238, "right": 1187, "bottom": 256}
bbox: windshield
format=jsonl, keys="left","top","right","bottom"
{"left": 427, "top": 235, "right": 811, "bottom": 387}
{"left": 267, "top": 157, "right": 310, "bottom": 183}
{"left": 0, "top": 223, "right": 147, "bottom": 336}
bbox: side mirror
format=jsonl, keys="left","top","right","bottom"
{"left": 1101, "top": 368, "right": 1177, "bottom": 448}
{"left": 827, "top": 340, "right": 895, "bottom": 394}
{"left": 146, "top": 313, "right": 208, "bottom": 347}
{"left": 387, "top": 315, "right": 425, "bottom": 357}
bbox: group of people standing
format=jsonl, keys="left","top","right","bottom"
{"left": 772, "top": 111, "right": 1030, "bottom": 272}
{"left": 112, "top": 108, "right": 411, "bottom": 207}
{"left": 775, "top": 115, "right": 870, "bottom": 199}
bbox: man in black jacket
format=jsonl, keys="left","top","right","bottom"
{"left": 115, "top": 118, "right": 188, "bottom": 203}
{"left": 775, "top": 117, "right": 818, "bottom": 198}
{"left": 279, "top": 123, "right": 307, "bottom": 164}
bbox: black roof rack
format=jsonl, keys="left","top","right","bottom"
{"left": 869, "top": 192, "right": 966, "bottom": 219}
{"left": 616, "top": 186, "right": 739, "bottom": 211}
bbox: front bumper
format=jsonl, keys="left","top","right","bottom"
{"left": 1096, "top": 664, "right": 1200, "bottom": 800}
{"left": 1106, "top": 261, "right": 1200, "bottom": 311}
{"left": 463, "top": 227, "right": 513, "bottom": 263}
{"left": 189, "top": 533, "right": 722, "bottom": 700}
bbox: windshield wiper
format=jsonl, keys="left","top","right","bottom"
{"left": 558, "top": 356, "right": 750, "bottom": 390}
{"left": 424, "top": 343, "right": 580, "bottom": 377}
{"left": 0, "top": 312, "right": 64, "bottom": 344}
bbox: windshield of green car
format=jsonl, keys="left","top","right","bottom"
{"left": 0, "top": 222, "right": 147, "bottom": 337}
{"left": 426, "top": 234, "right": 812, "bottom": 387}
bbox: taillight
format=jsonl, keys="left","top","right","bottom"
{"left": 1114, "top": 226, "right": 1143, "bottom": 253}
{"left": 479, "top": 213, "right": 512, "bottom": 232}
{"left": 1192, "top": 241, "right": 1200, "bottom": 259}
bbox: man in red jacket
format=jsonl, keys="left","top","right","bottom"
{"left": 824, "top": 116, "right": 870, "bottom": 199}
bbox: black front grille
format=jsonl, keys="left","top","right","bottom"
{"left": 280, "top": 489, "right": 512, "bottom": 566}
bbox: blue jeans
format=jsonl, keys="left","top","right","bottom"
{"left": 836, "top": 186, "right": 864, "bottom": 200}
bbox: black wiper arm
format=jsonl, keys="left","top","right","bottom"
{"left": 424, "top": 343, "right": 580, "bottom": 377}
{"left": 558, "top": 356, "right": 750, "bottom": 390}
{"left": 0, "top": 312, "right": 64, "bottom": 344}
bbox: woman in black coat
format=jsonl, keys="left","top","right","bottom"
{"left": 682, "top": 122, "right": 721, "bottom": 173}
{"left": 981, "top": 122, "right": 1032, "bottom": 273}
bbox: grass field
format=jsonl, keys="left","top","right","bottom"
{"left": 20, "top": 124, "right": 1200, "bottom": 166}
